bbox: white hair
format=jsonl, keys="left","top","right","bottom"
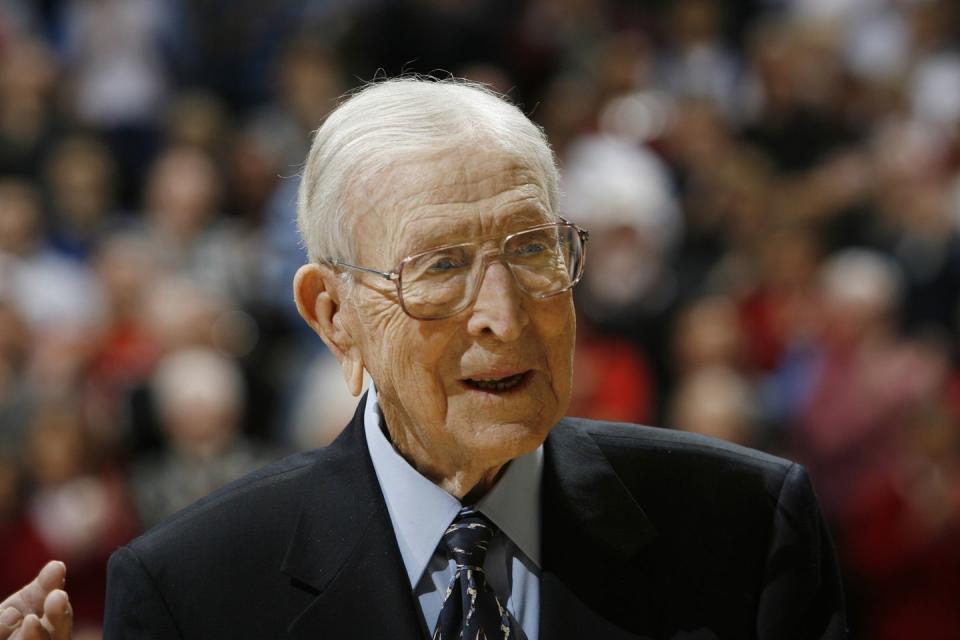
{"left": 296, "top": 77, "right": 560, "bottom": 264}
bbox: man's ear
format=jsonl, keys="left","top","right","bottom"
{"left": 293, "top": 264, "right": 365, "bottom": 396}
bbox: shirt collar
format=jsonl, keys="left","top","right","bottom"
{"left": 363, "top": 386, "right": 542, "bottom": 590}
{"left": 475, "top": 440, "right": 542, "bottom": 567}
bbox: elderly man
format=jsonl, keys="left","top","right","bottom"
{"left": 2, "top": 78, "right": 844, "bottom": 639}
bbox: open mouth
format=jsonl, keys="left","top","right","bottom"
{"left": 462, "top": 371, "right": 529, "bottom": 393}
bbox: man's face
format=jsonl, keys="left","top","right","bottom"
{"left": 343, "top": 148, "right": 575, "bottom": 479}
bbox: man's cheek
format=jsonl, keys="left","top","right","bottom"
{"left": 536, "top": 296, "right": 575, "bottom": 337}
{"left": 363, "top": 305, "right": 413, "bottom": 357}
{"left": 362, "top": 296, "right": 401, "bottom": 335}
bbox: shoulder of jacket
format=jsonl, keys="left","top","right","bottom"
{"left": 126, "top": 449, "right": 324, "bottom": 555}
{"left": 555, "top": 416, "right": 795, "bottom": 478}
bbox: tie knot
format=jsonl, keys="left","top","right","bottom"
{"left": 441, "top": 507, "right": 496, "bottom": 569}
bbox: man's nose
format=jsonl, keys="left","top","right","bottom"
{"left": 466, "top": 260, "right": 529, "bottom": 340}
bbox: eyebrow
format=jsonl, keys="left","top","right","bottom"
{"left": 398, "top": 224, "right": 472, "bottom": 257}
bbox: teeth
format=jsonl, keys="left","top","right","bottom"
{"left": 466, "top": 373, "right": 524, "bottom": 391}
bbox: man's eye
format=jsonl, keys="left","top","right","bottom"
{"left": 427, "top": 256, "right": 467, "bottom": 272}
{"left": 516, "top": 242, "right": 547, "bottom": 256}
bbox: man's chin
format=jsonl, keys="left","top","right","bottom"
{"left": 464, "top": 417, "right": 555, "bottom": 462}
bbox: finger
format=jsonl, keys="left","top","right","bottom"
{"left": 0, "top": 562, "right": 66, "bottom": 615}
{"left": 0, "top": 607, "right": 23, "bottom": 640}
{"left": 13, "top": 614, "right": 50, "bottom": 640}
{"left": 41, "top": 592, "right": 71, "bottom": 640}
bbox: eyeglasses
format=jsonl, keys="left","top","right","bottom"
{"left": 325, "top": 221, "right": 589, "bottom": 320}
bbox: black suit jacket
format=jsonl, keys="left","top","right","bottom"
{"left": 104, "top": 397, "right": 845, "bottom": 639}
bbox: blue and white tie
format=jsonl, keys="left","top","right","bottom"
{"left": 433, "top": 507, "right": 517, "bottom": 640}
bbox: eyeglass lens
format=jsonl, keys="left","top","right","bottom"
{"left": 400, "top": 224, "right": 582, "bottom": 319}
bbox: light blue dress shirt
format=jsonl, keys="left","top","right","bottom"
{"left": 364, "top": 387, "right": 541, "bottom": 639}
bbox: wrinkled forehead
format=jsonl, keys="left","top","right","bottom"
{"left": 346, "top": 147, "right": 555, "bottom": 265}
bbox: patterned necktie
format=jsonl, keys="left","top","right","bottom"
{"left": 433, "top": 506, "right": 517, "bottom": 640}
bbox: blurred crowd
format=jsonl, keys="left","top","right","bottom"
{"left": 1, "top": 0, "right": 959, "bottom": 637}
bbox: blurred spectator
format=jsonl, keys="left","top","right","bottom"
{"left": 138, "top": 276, "right": 241, "bottom": 357}
{"left": 0, "top": 36, "right": 63, "bottom": 180}
{"left": 564, "top": 135, "right": 681, "bottom": 333}
{"left": 902, "top": 0, "right": 959, "bottom": 104}
{"left": 740, "top": 17, "right": 862, "bottom": 173}
{"left": 59, "top": 0, "right": 176, "bottom": 130}
{"left": 568, "top": 318, "right": 653, "bottom": 424}
{"left": 839, "top": 373, "right": 960, "bottom": 640}
{"left": 222, "top": 122, "right": 282, "bottom": 224}
{"left": 181, "top": 0, "right": 325, "bottom": 110}
{"left": 57, "top": 0, "right": 182, "bottom": 205}
{"left": 793, "top": 249, "right": 938, "bottom": 513}
{"left": 672, "top": 296, "right": 747, "bottom": 378}
{"left": 668, "top": 296, "right": 759, "bottom": 447}
{"left": 252, "top": 39, "right": 342, "bottom": 326}
{"left": 43, "top": 133, "right": 119, "bottom": 260}
{"left": 0, "top": 179, "right": 42, "bottom": 259}
{"left": 507, "top": 0, "right": 614, "bottom": 104}
{"left": 736, "top": 224, "right": 822, "bottom": 375}
{"left": 0, "top": 2, "right": 36, "bottom": 43}
{"left": 0, "top": 178, "right": 105, "bottom": 347}
{"left": 131, "top": 348, "right": 274, "bottom": 528}
{"left": 83, "top": 233, "right": 164, "bottom": 449}
{"left": 670, "top": 366, "right": 756, "bottom": 447}
{"left": 535, "top": 73, "right": 599, "bottom": 161}
{"left": 0, "top": 300, "right": 31, "bottom": 441}
{"left": 286, "top": 355, "right": 369, "bottom": 449}
{"left": 868, "top": 123, "right": 960, "bottom": 338}
{"left": 591, "top": 30, "right": 657, "bottom": 104}
{"left": 250, "top": 38, "right": 343, "bottom": 172}
{"left": 259, "top": 175, "right": 308, "bottom": 326}
{"left": 113, "top": 274, "right": 246, "bottom": 454}
{"left": 563, "top": 134, "right": 680, "bottom": 418}
{"left": 164, "top": 91, "right": 229, "bottom": 156}
{"left": 0, "top": 398, "right": 138, "bottom": 631}
{"left": 136, "top": 145, "right": 254, "bottom": 303}
{"left": 659, "top": 0, "right": 740, "bottom": 117}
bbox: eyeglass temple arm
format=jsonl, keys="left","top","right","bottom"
{"left": 325, "top": 258, "right": 399, "bottom": 281}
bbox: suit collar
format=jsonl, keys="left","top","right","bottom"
{"left": 543, "top": 418, "right": 656, "bottom": 558}
{"left": 280, "top": 393, "right": 428, "bottom": 639}
{"left": 539, "top": 419, "right": 658, "bottom": 639}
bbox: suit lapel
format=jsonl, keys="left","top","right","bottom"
{"left": 280, "top": 395, "right": 427, "bottom": 639}
{"left": 278, "top": 407, "right": 663, "bottom": 638}
{"left": 539, "top": 419, "right": 658, "bottom": 639}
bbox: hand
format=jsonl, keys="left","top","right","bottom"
{"left": 0, "top": 561, "right": 73, "bottom": 640}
